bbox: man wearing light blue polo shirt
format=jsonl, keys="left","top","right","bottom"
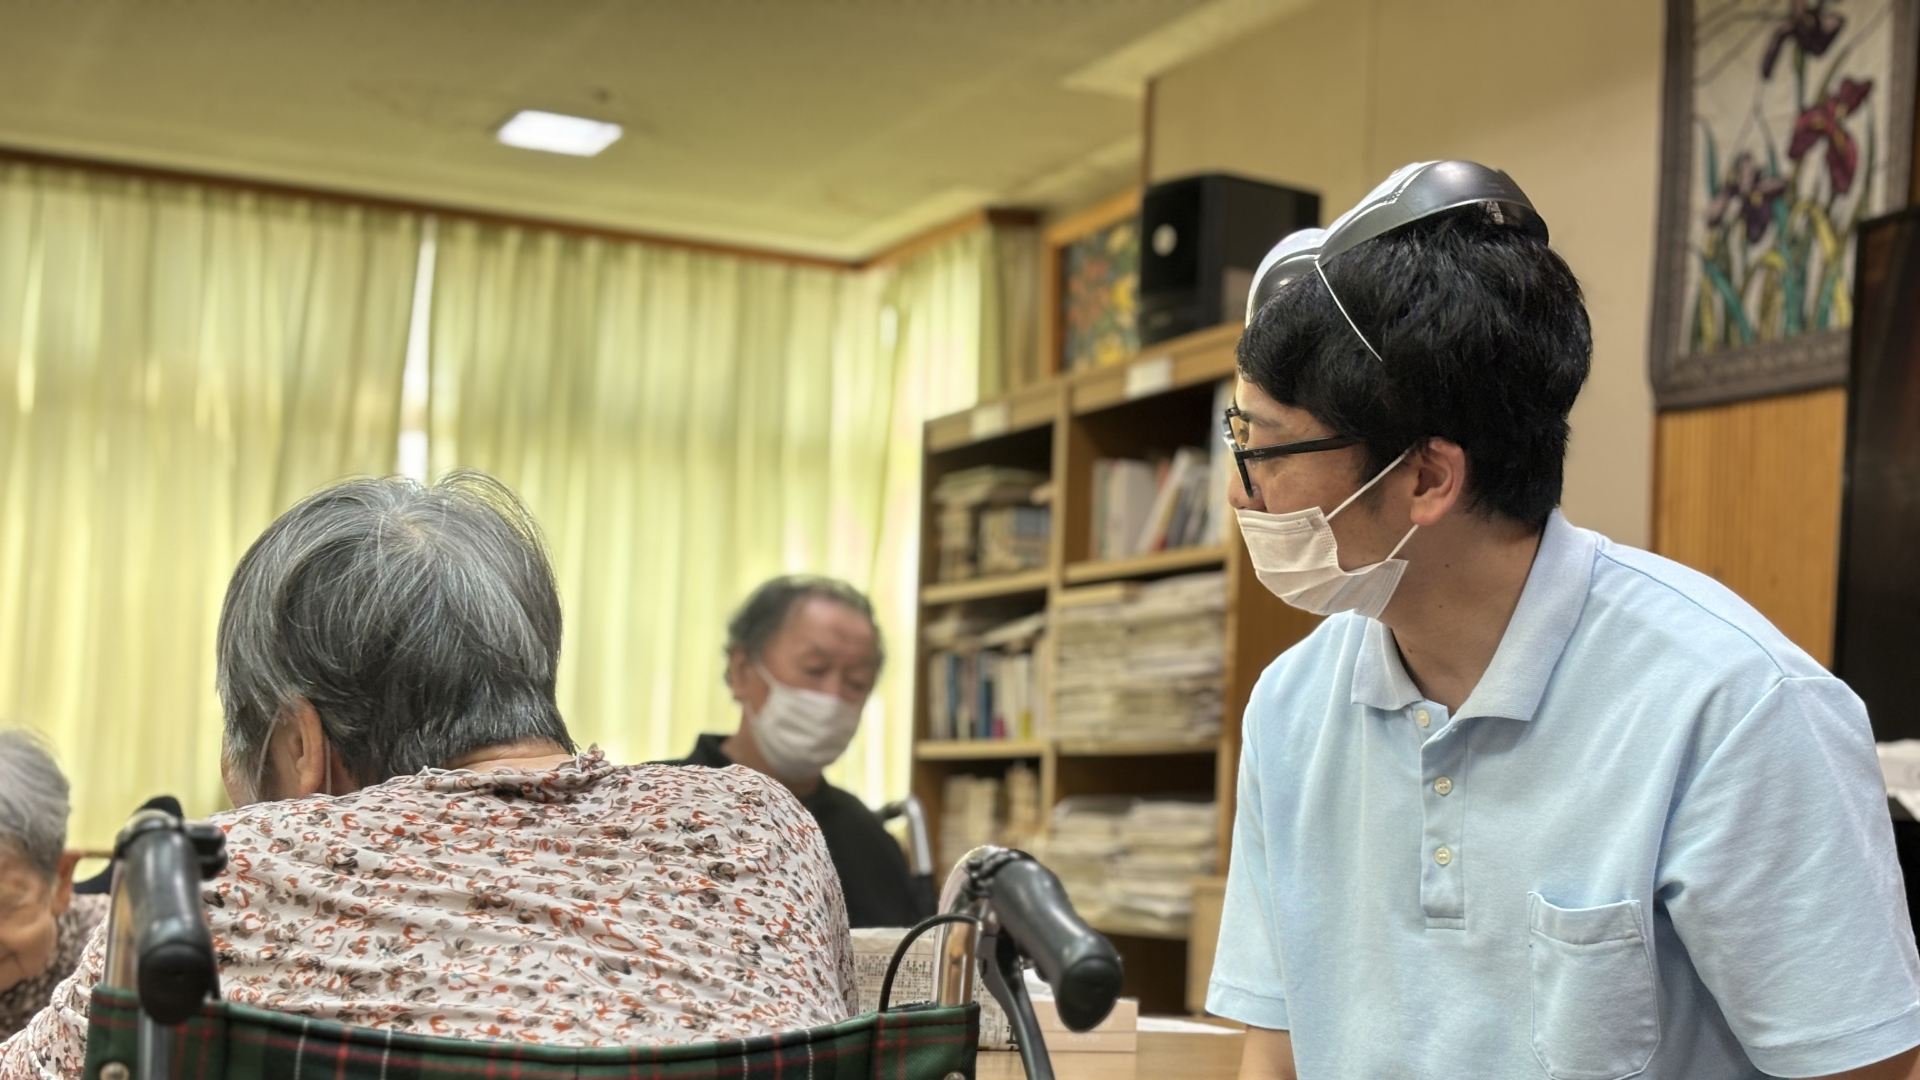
{"left": 1210, "top": 161, "right": 1920, "bottom": 1079}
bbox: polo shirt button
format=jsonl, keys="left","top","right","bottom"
{"left": 1434, "top": 777, "right": 1453, "bottom": 795}
{"left": 1434, "top": 846, "right": 1452, "bottom": 866}
{"left": 1415, "top": 709, "right": 1431, "bottom": 727}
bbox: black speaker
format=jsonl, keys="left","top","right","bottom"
{"left": 1137, "top": 174, "right": 1319, "bottom": 346}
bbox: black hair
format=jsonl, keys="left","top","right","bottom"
{"left": 1238, "top": 204, "right": 1592, "bottom": 528}
{"left": 723, "top": 575, "right": 886, "bottom": 679}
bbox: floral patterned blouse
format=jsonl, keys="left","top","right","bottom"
{"left": 0, "top": 750, "right": 858, "bottom": 1079}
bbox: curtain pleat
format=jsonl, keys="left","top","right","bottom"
{"left": 0, "top": 164, "right": 419, "bottom": 846}
{"left": 0, "top": 160, "right": 1005, "bottom": 835}
{"left": 428, "top": 221, "right": 986, "bottom": 803}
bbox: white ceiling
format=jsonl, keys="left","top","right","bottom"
{"left": 0, "top": 0, "right": 1306, "bottom": 259}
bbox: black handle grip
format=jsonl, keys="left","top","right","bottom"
{"left": 119, "top": 821, "right": 220, "bottom": 1025}
{"left": 987, "top": 855, "right": 1123, "bottom": 1031}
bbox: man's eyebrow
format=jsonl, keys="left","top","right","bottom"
{"left": 1235, "top": 402, "right": 1290, "bottom": 433}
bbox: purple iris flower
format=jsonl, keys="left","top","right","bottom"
{"left": 1762, "top": 0, "right": 1845, "bottom": 79}
{"left": 1707, "top": 153, "right": 1790, "bottom": 243}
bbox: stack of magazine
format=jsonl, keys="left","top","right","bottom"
{"left": 1052, "top": 572, "right": 1225, "bottom": 743}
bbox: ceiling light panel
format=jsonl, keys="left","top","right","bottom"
{"left": 495, "top": 110, "right": 622, "bottom": 157}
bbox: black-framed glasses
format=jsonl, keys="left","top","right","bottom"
{"left": 1221, "top": 406, "right": 1359, "bottom": 496}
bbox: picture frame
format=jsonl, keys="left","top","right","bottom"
{"left": 1040, "top": 189, "right": 1141, "bottom": 377}
{"left": 1648, "top": 0, "right": 1918, "bottom": 409}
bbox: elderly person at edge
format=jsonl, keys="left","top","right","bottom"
{"left": 0, "top": 473, "right": 857, "bottom": 1079}
{"left": 0, "top": 732, "right": 101, "bottom": 1041}
{"left": 665, "top": 577, "right": 920, "bottom": 929}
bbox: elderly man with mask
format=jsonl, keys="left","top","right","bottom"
{"left": 0, "top": 473, "right": 857, "bottom": 1080}
{"left": 0, "top": 732, "right": 101, "bottom": 1041}
{"left": 1212, "top": 162, "right": 1920, "bottom": 1079}
{"left": 666, "top": 577, "right": 919, "bottom": 929}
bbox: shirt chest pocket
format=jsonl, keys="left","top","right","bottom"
{"left": 1527, "top": 893, "right": 1660, "bottom": 1080}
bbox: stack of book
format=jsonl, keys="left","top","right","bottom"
{"left": 1029, "top": 796, "right": 1217, "bottom": 937}
{"left": 1085, "top": 381, "right": 1234, "bottom": 562}
{"left": 1105, "top": 799, "right": 1218, "bottom": 935}
{"left": 937, "top": 764, "right": 1040, "bottom": 871}
{"left": 978, "top": 499, "right": 1051, "bottom": 576}
{"left": 1090, "top": 448, "right": 1217, "bottom": 560}
{"left": 1027, "top": 796, "right": 1131, "bottom": 925}
{"left": 924, "top": 611, "right": 1048, "bottom": 742}
{"left": 1051, "top": 572, "right": 1226, "bottom": 743}
{"left": 931, "top": 466, "right": 1049, "bottom": 581}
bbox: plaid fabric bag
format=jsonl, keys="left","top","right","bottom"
{"left": 83, "top": 987, "right": 979, "bottom": 1080}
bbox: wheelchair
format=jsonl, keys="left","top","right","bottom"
{"left": 85, "top": 810, "right": 1122, "bottom": 1080}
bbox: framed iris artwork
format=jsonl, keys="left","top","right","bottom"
{"left": 1650, "top": 0, "right": 1918, "bottom": 408}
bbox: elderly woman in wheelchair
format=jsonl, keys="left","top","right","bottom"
{"left": 1, "top": 472, "right": 1115, "bottom": 1080}
{"left": 0, "top": 473, "right": 872, "bottom": 1079}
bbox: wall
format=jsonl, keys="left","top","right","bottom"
{"left": 1148, "top": 0, "right": 1664, "bottom": 547}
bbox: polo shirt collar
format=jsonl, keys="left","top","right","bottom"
{"left": 1350, "top": 510, "right": 1596, "bottom": 721}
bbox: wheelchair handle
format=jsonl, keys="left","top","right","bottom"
{"left": 975, "top": 854, "right": 1123, "bottom": 1032}
{"left": 103, "top": 810, "right": 228, "bottom": 1027}
{"left": 931, "top": 847, "right": 1123, "bottom": 1080}
{"left": 876, "top": 795, "right": 934, "bottom": 877}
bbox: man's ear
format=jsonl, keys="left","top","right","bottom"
{"left": 50, "top": 851, "right": 81, "bottom": 916}
{"left": 1407, "top": 439, "right": 1469, "bottom": 527}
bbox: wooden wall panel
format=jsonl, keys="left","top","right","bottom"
{"left": 1651, "top": 387, "right": 1847, "bottom": 665}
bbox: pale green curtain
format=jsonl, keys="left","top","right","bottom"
{"left": 428, "top": 220, "right": 989, "bottom": 803}
{"left": 0, "top": 164, "right": 420, "bottom": 847}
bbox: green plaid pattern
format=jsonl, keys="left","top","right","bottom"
{"left": 84, "top": 988, "right": 977, "bottom": 1080}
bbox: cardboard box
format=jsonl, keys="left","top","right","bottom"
{"left": 1031, "top": 995, "right": 1139, "bottom": 1053}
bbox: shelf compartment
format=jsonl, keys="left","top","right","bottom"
{"left": 914, "top": 738, "right": 1048, "bottom": 761}
{"left": 926, "top": 383, "right": 1059, "bottom": 453}
{"left": 1087, "top": 914, "right": 1191, "bottom": 941}
{"left": 920, "top": 569, "right": 1051, "bottom": 606}
{"left": 1054, "top": 735, "right": 1219, "bottom": 757}
{"left": 1063, "top": 545, "right": 1225, "bottom": 585}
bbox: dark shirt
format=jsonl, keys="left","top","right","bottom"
{"left": 668, "top": 734, "right": 922, "bottom": 929}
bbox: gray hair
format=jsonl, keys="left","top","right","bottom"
{"left": 217, "top": 470, "right": 575, "bottom": 794}
{"left": 722, "top": 575, "right": 886, "bottom": 678}
{"left": 0, "top": 731, "right": 70, "bottom": 879}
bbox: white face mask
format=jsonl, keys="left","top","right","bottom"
{"left": 1234, "top": 449, "right": 1417, "bottom": 620}
{"left": 747, "top": 663, "right": 864, "bottom": 782}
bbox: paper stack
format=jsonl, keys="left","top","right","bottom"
{"left": 851, "top": 927, "right": 1013, "bottom": 1047}
{"left": 932, "top": 466, "right": 1048, "bottom": 582}
{"left": 939, "top": 774, "right": 1002, "bottom": 872}
{"left": 1027, "top": 796, "right": 1131, "bottom": 925}
{"left": 1029, "top": 797, "right": 1217, "bottom": 937}
{"left": 1105, "top": 800, "right": 1218, "bottom": 935}
{"left": 1052, "top": 572, "right": 1226, "bottom": 743}
{"left": 937, "top": 764, "right": 1041, "bottom": 871}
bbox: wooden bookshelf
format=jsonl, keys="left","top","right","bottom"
{"left": 1054, "top": 735, "right": 1219, "bottom": 757}
{"left": 1063, "top": 545, "right": 1226, "bottom": 585}
{"left": 920, "top": 568, "right": 1052, "bottom": 605}
{"left": 911, "top": 323, "right": 1323, "bottom": 1013}
{"left": 915, "top": 738, "right": 1048, "bottom": 761}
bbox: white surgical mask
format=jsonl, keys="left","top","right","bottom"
{"left": 1234, "top": 449, "right": 1417, "bottom": 620}
{"left": 747, "top": 663, "right": 864, "bottom": 781}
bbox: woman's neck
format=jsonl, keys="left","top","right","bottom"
{"left": 445, "top": 740, "right": 576, "bottom": 774}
